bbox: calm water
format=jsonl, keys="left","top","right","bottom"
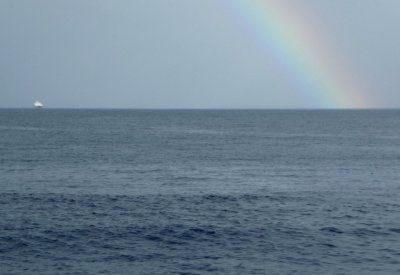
{"left": 1, "top": 109, "right": 400, "bottom": 274}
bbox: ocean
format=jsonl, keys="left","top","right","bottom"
{"left": 1, "top": 109, "right": 399, "bottom": 274}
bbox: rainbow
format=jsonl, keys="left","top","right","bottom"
{"left": 226, "top": 0, "right": 370, "bottom": 108}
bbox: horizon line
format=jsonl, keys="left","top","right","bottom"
{"left": 1, "top": 107, "right": 399, "bottom": 111}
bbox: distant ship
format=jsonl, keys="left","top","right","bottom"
{"left": 34, "top": 101, "right": 43, "bottom": 108}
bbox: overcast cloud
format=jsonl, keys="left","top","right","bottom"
{"left": 1, "top": 0, "right": 400, "bottom": 108}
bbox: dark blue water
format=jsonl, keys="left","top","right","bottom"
{"left": 1, "top": 109, "right": 400, "bottom": 274}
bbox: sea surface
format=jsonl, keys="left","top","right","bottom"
{"left": 1, "top": 109, "right": 400, "bottom": 274}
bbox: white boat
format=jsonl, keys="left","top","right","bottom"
{"left": 34, "top": 101, "right": 43, "bottom": 108}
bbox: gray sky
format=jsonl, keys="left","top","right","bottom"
{"left": 1, "top": 0, "right": 400, "bottom": 108}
